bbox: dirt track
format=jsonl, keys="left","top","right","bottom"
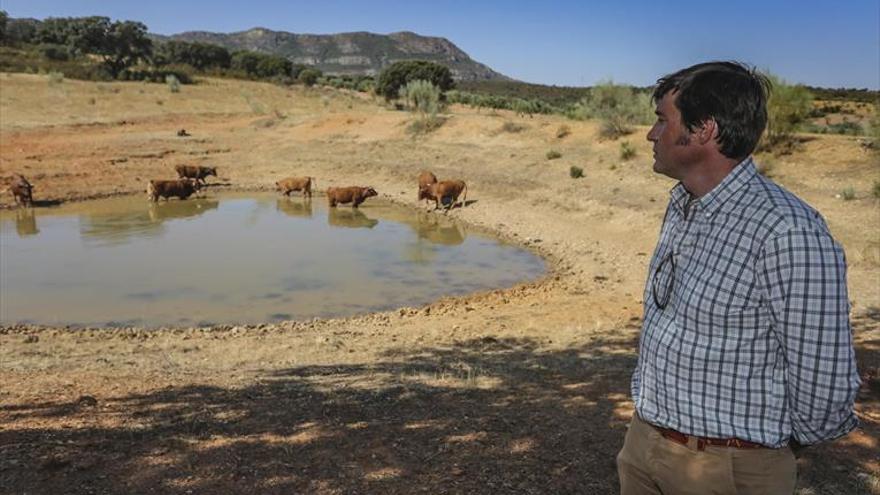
{"left": 1, "top": 73, "right": 878, "bottom": 494}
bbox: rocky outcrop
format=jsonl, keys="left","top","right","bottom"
{"left": 151, "top": 28, "right": 511, "bottom": 81}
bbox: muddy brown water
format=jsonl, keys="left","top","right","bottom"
{"left": 0, "top": 192, "right": 546, "bottom": 327}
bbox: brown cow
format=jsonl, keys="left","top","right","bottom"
{"left": 147, "top": 179, "right": 201, "bottom": 202}
{"left": 276, "top": 176, "right": 316, "bottom": 198}
{"left": 417, "top": 170, "right": 438, "bottom": 204}
{"left": 421, "top": 180, "right": 468, "bottom": 213}
{"left": 326, "top": 186, "right": 377, "bottom": 208}
{"left": 175, "top": 165, "right": 217, "bottom": 184}
{"left": 8, "top": 174, "right": 34, "bottom": 207}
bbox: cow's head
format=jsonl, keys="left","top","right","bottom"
{"left": 364, "top": 187, "right": 378, "bottom": 198}
{"left": 207, "top": 167, "right": 217, "bottom": 177}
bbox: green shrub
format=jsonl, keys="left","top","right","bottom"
{"left": 872, "top": 180, "right": 880, "bottom": 199}
{"left": 569, "top": 166, "right": 584, "bottom": 178}
{"left": 37, "top": 43, "right": 70, "bottom": 61}
{"left": 47, "top": 70, "right": 63, "bottom": 85}
{"left": 165, "top": 74, "right": 180, "bottom": 93}
{"left": 841, "top": 186, "right": 856, "bottom": 200}
{"left": 570, "top": 80, "right": 653, "bottom": 139}
{"left": 406, "top": 115, "right": 446, "bottom": 135}
{"left": 298, "top": 68, "right": 321, "bottom": 87}
{"left": 375, "top": 60, "right": 454, "bottom": 100}
{"left": 546, "top": 150, "right": 562, "bottom": 160}
{"left": 827, "top": 120, "right": 864, "bottom": 136}
{"left": 755, "top": 158, "right": 775, "bottom": 177}
{"left": 763, "top": 73, "right": 813, "bottom": 152}
{"left": 620, "top": 141, "right": 636, "bottom": 160}
{"left": 399, "top": 79, "right": 441, "bottom": 117}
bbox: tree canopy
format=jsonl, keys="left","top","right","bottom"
{"left": 375, "top": 60, "right": 454, "bottom": 100}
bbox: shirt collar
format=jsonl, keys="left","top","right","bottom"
{"left": 669, "top": 157, "right": 756, "bottom": 218}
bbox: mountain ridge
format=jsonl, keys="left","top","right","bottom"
{"left": 150, "top": 27, "right": 512, "bottom": 81}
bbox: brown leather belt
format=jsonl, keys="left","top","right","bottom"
{"left": 650, "top": 423, "right": 767, "bottom": 450}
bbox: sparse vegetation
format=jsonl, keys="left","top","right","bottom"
{"left": 546, "top": 150, "right": 562, "bottom": 160}
{"left": 401, "top": 79, "right": 446, "bottom": 136}
{"left": 841, "top": 186, "right": 856, "bottom": 200}
{"left": 556, "top": 125, "right": 570, "bottom": 139}
{"left": 763, "top": 73, "right": 814, "bottom": 154}
{"left": 500, "top": 121, "right": 527, "bottom": 133}
{"left": 46, "top": 70, "right": 63, "bottom": 85}
{"left": 872, "top": 180, "right": 880, "bottom": 200}
{"left": 165, "top": 74, "right": 180, "bottom": 93}
{"left": 755, "top": 158, "right": 776, "bottom": 177}
{"left": 620, "top": 141, "right": 636, "bottom": 160}
{"left": 568, "top": 80, "right": 653, "bottom": 140}
{"left": 570, "top": 166, "right": 584, "bottom": 178}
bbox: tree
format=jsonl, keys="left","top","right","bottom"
{"left": 35, "top": 17, "right": 152, "bottom": 77}
{"left": 298, "top": 68, "right": 321, "bottom": 87}
{"left": 157, "top": 41, "right": 230, "bottom": 70}
{"left": 569, "top": 80, "right": 652, "bottom": 139}
{"left": 98, "top": 21, "right": 152, "bottom": 77}
{"left": 375, "top": 60, "right": 454, "bottom": 100}
{"left": 0, "top": 10, "right": 8, "bottom": 43}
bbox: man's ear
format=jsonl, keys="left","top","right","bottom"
{"left": 696, "top": 118, "right": 718, "bottom": 145}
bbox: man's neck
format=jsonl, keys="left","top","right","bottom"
{"left": 681, "top": 156, "right": 742, "bottom": 198}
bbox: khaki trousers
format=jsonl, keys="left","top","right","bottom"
{"left": 616, "top": 413, "right": 796, "bottom": 495}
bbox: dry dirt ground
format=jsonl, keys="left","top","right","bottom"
{"left": 0, "top": 73, "right": 878, "bottom": 494}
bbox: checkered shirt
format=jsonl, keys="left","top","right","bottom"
{"left": 632, "top": 157, "right": 860, "bottom": 448}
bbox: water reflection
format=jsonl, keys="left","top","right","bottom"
{"left": 328, "top": 207, "right": 378, "bottom": 229}
{"left": 0, "top": 193, "right": 545, "bottom": 327}
{"left": 148, "top": 199, "right": 219, "bottom": 222}
{"left": 81, "top": 198, "right": 219, "bottom": 245}
{"left": 275, "top": 197, "right": 314, "bottom": 218}
{"left": 14, "top": 208, "right": 38, "bottom": 236}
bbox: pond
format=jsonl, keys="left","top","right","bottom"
{"left": 0, "top": 193, "right": 546, "bottom": 327}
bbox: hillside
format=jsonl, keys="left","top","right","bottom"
{"left": 151, "top": 28, "right": 511, "bottom": 81}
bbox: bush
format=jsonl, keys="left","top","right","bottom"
{"left": 570, "top": 166, "right": 584, "bottom": 179}
{"left": 570, "top": 80, "right": 653, "bottom": 139}
{"left": 298, "top": 68, "right": 321, "bottom": 87}
{"left": 840, "top": 187, "right": 856, "bottom": 201}
{"left": 500, "top": 121, "right": 526, "bottom": 133}
{"left": 763, "top": 73, "right": 814, "bottom": 151}
{"left": 755, "top": 158, "right": 775, "bottom": 177}
{"left": 406, "top": 115, "right": 446, "bottom": 135}
{"left": 166, "top": 74, "right": 180, "bottom": 93}
{"left": 546, "top": 150, "right": 562, "bottom": 160}
{"left": 556, "top": 125, "right": 571, "bottom": 139}
{"left": 47, "top": 70, "right": 63, "bottom": 85}
{"left": 872, "top": 180, "right": 880, "bottom": 200}
{"left": 826, "top": 120, "right": 864, "bottom": 136}
{"left": 37, "top": 43, "right": 69, "bottom": 61}
{"left": 399, "top": 79, "right": 441, "bottom": 116}
{"left": 376, "top": 60, "right": 454, "bottom": 100}
{"left": 620, "top": 141, "right": 636, "bottom": 160}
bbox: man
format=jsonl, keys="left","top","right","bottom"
{"left": 617, "top": 61, "right": 860, "bottom": 494}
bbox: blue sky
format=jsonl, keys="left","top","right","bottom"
{"left": 2, "top": 0, "right": 877, "bottom": 89}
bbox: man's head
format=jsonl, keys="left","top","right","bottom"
{"left": 647, "top": 61, "right": 771, "bottom": 181}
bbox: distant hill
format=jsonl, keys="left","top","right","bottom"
{"left": 150, "top": 28, "right": 512, "bottom": 82}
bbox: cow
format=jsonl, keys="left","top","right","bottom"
{"left": 147, "top": 179, "right": 201, "bottom": 202}
{"left": 8, "top": 174, "right": 34, "bottom": 207}
{"left": 326, "top": 186, "right": 377, "bottom": 208}
{"left": 276, "top": 176, "right": 316, "bottom": 198}
{"left": 174, "top": 165, "right": 217, "bottom": 185}
{"left": 420, "top": 179, "right": 468, "bottom": 213}
{"left": 417, "top": 170, "right": 438, "bottom": 205}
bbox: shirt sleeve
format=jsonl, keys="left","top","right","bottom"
{"left": 759, "top": 227, "right": 860, "bottom": 445}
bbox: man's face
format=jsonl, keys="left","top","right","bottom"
{"left": 646, "top": 90, "right": 695, "bottom": 180}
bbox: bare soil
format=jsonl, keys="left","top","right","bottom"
{"left": 1, "top": 73, "right": 878, "bottom": 494}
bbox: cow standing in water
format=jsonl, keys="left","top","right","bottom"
{"left": 326, "top": 186, "right": 377, "bottom": 208}
{"left": 147, "top": 179, "right": 201, "bottom": 202}
{"left": 276, "top": 177, "right": 316, "bottom": 198}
